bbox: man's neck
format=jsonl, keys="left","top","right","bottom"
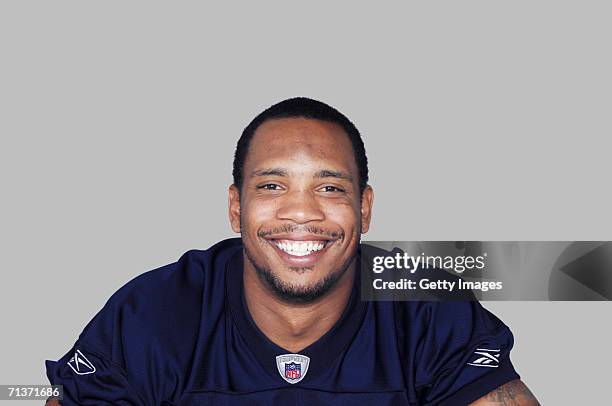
{"left": 243, "top": 262, "right": 355, "bottom": 354}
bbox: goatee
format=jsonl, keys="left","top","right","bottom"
{"left": 244, "top": 246, "right": 356, "bottom": 304}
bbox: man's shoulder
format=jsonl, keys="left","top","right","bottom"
{"left": 78, "top": 238, "right": 243, "bottom": 350}
{"left": 48, "top": 239, "right": 244, "bottom": 404}
{"left": 109, "top": 238, "right": 243, "bottom": 305}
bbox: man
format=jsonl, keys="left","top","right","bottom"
{"left": 46, "top": 97, "right": 539, "bottom": 405}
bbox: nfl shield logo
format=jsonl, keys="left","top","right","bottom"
{"left": 276, "top": 354, "right": 310, "bottom": 384}
{"left": 285, "top": 362, "right": 301, "bottom": 380}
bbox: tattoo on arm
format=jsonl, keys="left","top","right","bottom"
{"left": 470, "top": 379, "right": 540, "bottom": 405}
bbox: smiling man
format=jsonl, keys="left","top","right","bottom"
{"left": 46, "top": 98, "right": 539, "bottom": 405}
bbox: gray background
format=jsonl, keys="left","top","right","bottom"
{"left": 1, "top": 1, "right": 610, "bottom": 404}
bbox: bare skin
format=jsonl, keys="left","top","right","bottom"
{"left": 470, "top": 379, "right": 540, "bottom": 405}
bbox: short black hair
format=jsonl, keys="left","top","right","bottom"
{"left": 232, "top": 97, "right": 368, "bottom": 194}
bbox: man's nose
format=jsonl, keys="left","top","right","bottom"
{"left": 276, "top": 189, "right": 325, "bottom": 224}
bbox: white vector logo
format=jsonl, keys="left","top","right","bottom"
{"left": 67, "top": 349, "right": 96, "bottom": 375}
{"left": 467, "top": 348, "right": 500, "bottom": 368}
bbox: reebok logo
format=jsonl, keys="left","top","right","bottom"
{"left": 467, "top": 348, "right": 500, "bottom": 368}
{"left": 67, "top": 349, "right": 96, "bottom": 375}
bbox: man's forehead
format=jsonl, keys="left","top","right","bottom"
{"left": 246, "top": 117, "right": 356, "bottom": 171}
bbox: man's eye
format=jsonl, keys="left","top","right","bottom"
{"left": 320, "top": 186, "right": 345, "bottom": 193}
{"left": 257, "top": 184, "right": 282, "bottom": 191}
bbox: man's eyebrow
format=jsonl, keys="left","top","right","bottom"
{"left": 314, "top": 169, "right": 353, "bottom": 181}
{"left": 250, "top": 168, "right": 288, "bottom": 177}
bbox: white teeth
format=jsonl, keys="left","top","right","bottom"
{"left": 274, "top": 240, "right": 327, "bottom": 256}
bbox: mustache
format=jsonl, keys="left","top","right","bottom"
{"left": 257, "top": 224, "right": 345, "bottom": 241}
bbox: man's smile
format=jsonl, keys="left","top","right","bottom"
{"left": 273, "top": 240, "right": 328, "bottom": 256}
{"left": 262, "top": 234, "right": 337, "bottom": 268}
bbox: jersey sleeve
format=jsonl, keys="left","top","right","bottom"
{"left": 45, "top": 252, "right": 211, "bottom": 405}
{"left": 45, "top": 269, "right": 170, "bottom": 406}
{"left": 415, "top": 301, "right": 520, "bottom": 405}
{"left": 46, "top": 284, "right": 154, "bottom": 406}
{"left": 46, "top": 341, "right": 146, "bottom": 406}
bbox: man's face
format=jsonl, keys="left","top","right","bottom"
{"left": 229, "top": 117, "right": 373, "bottom": 303}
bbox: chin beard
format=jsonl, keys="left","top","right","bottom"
{"left": 244, "top": 246, "right": 356, "bottom": 304}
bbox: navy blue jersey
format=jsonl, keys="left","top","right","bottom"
{"left": 47, "top": 239, "right": 519, "bottom": 405}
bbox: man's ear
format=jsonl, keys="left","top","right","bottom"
{"left": 360, "top": 185, "right": 374, "bottom": 234}
{"left": 228, "top": 184, "right": 241, "bottom": 233}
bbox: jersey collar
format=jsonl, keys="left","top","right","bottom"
{"left": 226, "top": 247, "right": 367, "bottom": 383}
